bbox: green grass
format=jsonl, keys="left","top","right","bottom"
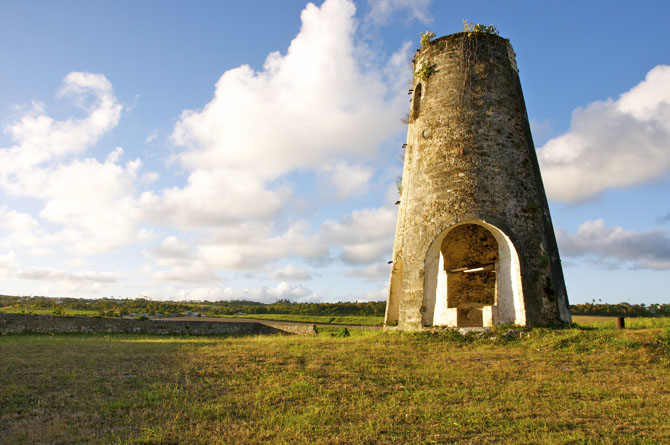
{"left": 0, "top": 306, "right": 100, "bottom": 317}
{"left": 1, "top": 324, "right": 669, "bottom": 443}
{"left": 218, "top": 313, "right": 384, "bottom": 326}
{"left": 572, "top": 315, "right": 670, "bottom": 329}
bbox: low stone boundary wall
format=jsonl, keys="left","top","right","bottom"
{"left": 0, "top": 314, "right": 316, "bottom": 336}
{"left": 256, "top": 320, "right": 318, "bottom": 335}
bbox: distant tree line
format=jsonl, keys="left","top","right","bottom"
{"left": 0, "top": 295, "right": 387, "bottom": 318}
{"left": 570, "top": 302, "right": 670, "bottom": 317}
{"left": 2, "top": 295, "right": 667, "bottom": 318}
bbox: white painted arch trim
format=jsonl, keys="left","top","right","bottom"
{"left": 422, "top": 220, "right": 526, "bottom": 327}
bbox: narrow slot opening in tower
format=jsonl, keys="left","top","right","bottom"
{"left": 411, "top": 83, "right": 422, "bottom": 121}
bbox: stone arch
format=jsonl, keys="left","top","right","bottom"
{"left": 422, "top": 220, "right": 526, "bottom": 327}
{"left": 411, "top": 83, "right": 422, "bottom": 121}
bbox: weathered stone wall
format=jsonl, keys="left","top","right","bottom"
{"left": 0, "top": 314, "right": 317, "bottom": 336}
{"left": 386, "top": 32, "right": 571, "bottom": 330}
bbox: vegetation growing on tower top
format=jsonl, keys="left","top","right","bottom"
{"left": 420, "top": 31, "right": 435, "bottom": 47}
{"left": 462, "top": 20, "right": 499, "bottom": 37}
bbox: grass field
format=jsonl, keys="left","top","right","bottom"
{"left": 0, "top": 306, "right": 100, "bottom": 317}
{"left": 1, "top": 321, "right": 669, "bottom": 443}
{"left": 572, "top": 315, "right": 670, "bottom": 329}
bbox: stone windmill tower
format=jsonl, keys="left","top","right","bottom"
{"left": 385, "top": 30, "right": 571, "bottom": 330}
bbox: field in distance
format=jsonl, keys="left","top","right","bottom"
{"left": 1, "top": 319, "right": 669, "bottom": 443}
{"left": 4, "top": 296, "right": 669, "bottom": 328}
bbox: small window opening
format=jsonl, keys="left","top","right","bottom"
{"left": 411, "top": 83, "right": 422, "bottom": 121}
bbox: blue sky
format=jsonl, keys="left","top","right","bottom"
{"left": 1, "top": 0, "right": 669, "bottom": 304}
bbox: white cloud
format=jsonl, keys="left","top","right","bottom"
{"left": 366, "top": 0, "right": 432, "bottom": 25}
{"left": 194, "top": 204, "right": 397, "bottom": 271}
{"left": 321, "top": 206, "right": 396, "bottom": 264}
{"left": 198, "top": 221, "right": 327, "bottom": 270}
{"left": 151, "top": 263, "right": 218, "bottom": 284}
{"left": 154, "top": 202, "right": 396, "bottom": 275}
{"left": 17, "top": 267, "right": 119, "bottom": 283}
{"left": 140, "top": 168, "right": 288, "bottom": 228}
{"left": 6, "top": 262, "right": 121, "bottom": 297}
{"left": 173, "top": 0, "right": 405, "bottom": 177}
{"left": 0, "top": 252, "right": 19, "bottom": 277}
{"left": 557, "top": 219, "right": 670, "bottom": 270}
{"left": 258, "top": 281, "right": 313, "bottom": 300}
{"left": 358, "top": 286, "right": 388, "bottom": 301}
{"left": 538, "top": 65, "right": 670, "bottom": 202}
{"left": 0, "top": 73, "right": 148, "bottom": 255}
{"left": 323, "top": 285, "right": 387, "bottom": 302}
{"left": 345, "top": 261, "right": 390, "bottom": 280}
{"left": 0, "top": 253, "right": 122, "bottom": 295}
{"left": 268, "top": 264, "right": 312, "bottom": 281}
{"left": 37, "top": 150, "right": 146, "bottom": 254}
{"left": 166, "top": 0, "right": 407, "bottom": 233}
{"left": 0, "top": 207, "right": 54, "bottom": 250}
{"left": 1, "top": 72, "right": 121, "bottom": 176}
{"left": 321, "top": 160, "right": 374, "bottom": 198}
{"left": 152, "top": 235, "right": 192, "bottom": 260}
{"left": 0, "top": 153, "right": 145, "bottom": 256}
{"left": 148, "top": 235, "right": 218, "bottom": 283}
{"left": 0, "top": 1, "right": 413, "bottom": 298}
{"left": 158, "top": 281, "right": 313, "bottom": 303}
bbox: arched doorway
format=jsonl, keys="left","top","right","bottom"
{"left": 442, "top": 224, "right": 498, "bottom": 326}
{"left": 422, "top": 221, "right": 525, "bottom": 327}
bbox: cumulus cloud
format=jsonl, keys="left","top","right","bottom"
{"left": 198, "top": 221, "right": 327, "bottom": 270}
{"left": 321, "top": 206, "right": 396, "bottom": 264}
{"left": 148, "top": 235, "right": 218, "bottom": 284}
{"left": 163, "top": 0, "right": 409, "bottom": 231}
{"left": 151, "top": 263, "right": 218, "bottom": 284}
{"left": 268, "top": 264, "right": 313, "bottom": 281}
{"left": 6, "top": 261, "right": 121, "bottom": 297}
{"left": 154, "top": 202, "right": 396, "bottom": 276}
{"left": 152, "top": 235, "right": 193, "bottom": 260}
{"left": 0, "top": 253, "right": 122, "bottom": 295}
{"left": 538, "top": 65, "right": 670, "bottom": 202}
{"left": 366, "top": 0, "right": 432, "bottom": 25}
{"left": 37, "top": 150, "right": 146, "bottom": 254}
{"left": 196, "top": 204, "right": 397, "bottom": 270}
{"left": 0, "top": 207, "right": 54, "bottom": 251}
{"left": 557, "top": 219, "right": 670, "bottom": 270}
{"left": 321, "top": 160, "right": 374, "bottom": 199}
{"left": 0, "top": 72, "right": 121, "bottom": 174}
{"left": 161, "top": 281, "right": 313, "bottom": 303}
{"left": 17, "top": 267, "right": 119, "bottom": 283}
{"left": 140, "top": 169, "right": 288, "bottom": 228}
{"left": 173, "top": 0, "right": 405, "bottom": 178}
{"left": 0, "top": 0, "right": 412, "bottom": 298}
{"left": 345, "top": 261, "right": 391, "bottom": 280}
{"left": 0, "top": 252, "right": 19, "bottom": 277}
{"left": 0, "top": 73, "right": 149, "bottom": 255}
